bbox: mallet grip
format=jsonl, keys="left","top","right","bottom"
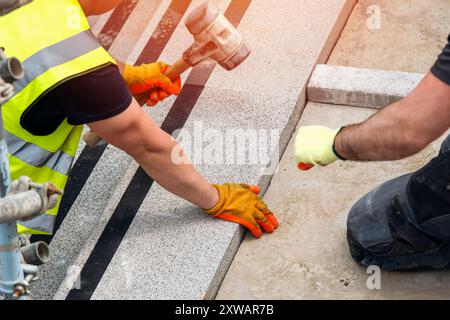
{"left": 164, "top": 57, "right": 191, "bottom": 81}
{"left": 83, "top": 57, "right": 191, "bottom": 147}
{"left": 135, "top": 57, "right": 190, "bottom": 105}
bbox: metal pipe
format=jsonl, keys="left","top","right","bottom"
{"left": 0, "top": 222, "right": 23, "bottom": 296}
{"left": 20, "top": 242, "right": 49, "bottom": 266}
{"left": 0, "top": 56, "right": 24, "bottom": 84}
{"left": 0, "top": 190, "right": 43, "bottom": 224}
{"left": 0, "top": 67, "right": 24, "bottom": 298}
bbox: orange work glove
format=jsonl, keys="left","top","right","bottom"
{"left": 205, "top": 183, "right": 279, "bottom": 238}
{"left": 122, "top": 62, "right": 182, "bottom": 106}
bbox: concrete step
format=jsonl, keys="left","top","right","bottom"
{"left": 308, "top": 64, "right": 424, "bottom": 109}
{"left": 31, "top": 0, "right": 357, "bottom": 300}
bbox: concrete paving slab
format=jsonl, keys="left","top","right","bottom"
{"left": 217, "top": 102, "right": 450, "bottom": 300}
{"left": 328, "top": 0, "right": 450, "bottom": 73}
{"left": 308, "top": 64, "right": 424, "bottom": 108}
{"left": 31, "top": 0, "right": 356, "bottom": 300}
{"left": 88, "top": 0, "right": 357, "bottom": 300}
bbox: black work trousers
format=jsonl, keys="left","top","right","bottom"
{"left": 347, "top": 135, "right": 450, "bottom": 271}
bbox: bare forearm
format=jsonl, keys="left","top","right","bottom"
{"left": 89, "top": 101, "right": 219, "bottom": 210}
{"left": 108, "top": 64, "right": 215, "bottom": 206}
{"left": 116, "top": 60, "right": 125, "bottom": 74}
{"left": 335, "top": 101, "right": 421, "bottom": 161}
{"left": 134, "top": 137, "right": 219, "bottom": 210}
{"left": 335, "top": 73, "right": 450, "bottom": 161}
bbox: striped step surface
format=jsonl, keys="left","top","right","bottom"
{"left": 30, "top": 0, "right": 356, "bottom": 300}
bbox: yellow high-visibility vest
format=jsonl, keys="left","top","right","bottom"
{"left": 0, "top": 0, "right": 115, "bottom": 235}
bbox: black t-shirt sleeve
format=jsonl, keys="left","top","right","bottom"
{"left": 59, "top": 63, "right": 132, "bottom": 125}
{"left": 431, "top": 34, "right": 450, "bottom": 86}
{"left": 21, "top": 64, "right": 132, "bottom": 136}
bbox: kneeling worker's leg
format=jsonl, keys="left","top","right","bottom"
{"left": 347, "top": 135, "right": 450, "bottom": 271}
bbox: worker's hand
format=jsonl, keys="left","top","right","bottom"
{"left": 205, "top": 183, "right": 279, "bottom": 238}
{"left": 294, "top": 126, "right": 341, "bottom": 167}
{"left": 123, "top": 62, "right": 182, "bottom": 106}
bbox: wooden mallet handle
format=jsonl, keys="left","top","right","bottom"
{"left": 83, "top": 58, "right": 191, "bottom": 147}
{"left": 164, "top": 57, "right": 191, "bottom": 81}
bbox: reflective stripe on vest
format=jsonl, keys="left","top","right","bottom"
{"left": 14, "top": 30, "right": 101, "bottom": 94}
{"left": 18, "top": 213, "right": 57, "bottom": 234}
{"left": 5, "top": 131, "right": 74, "bottom": 175}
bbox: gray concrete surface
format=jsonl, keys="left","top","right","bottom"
{"left": 328, "top": 0, "right": 450, "bottom": 73}
{"left": 217, "top": 102, "right": 450, "bottom": 300}
{"left": 31, "top": 0, "right": 357, "bottom": 299}
{"left": 217, "top": 0, "right": 450, "bottom": 300}
{"left": 33, "top": 0, "right": 197, "bottom": 299}
{"left": 91, "top": 0, "right": 356, "bottom": 300}
{"left": 308, "top": 64, "right": 424, "bottom": 108}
